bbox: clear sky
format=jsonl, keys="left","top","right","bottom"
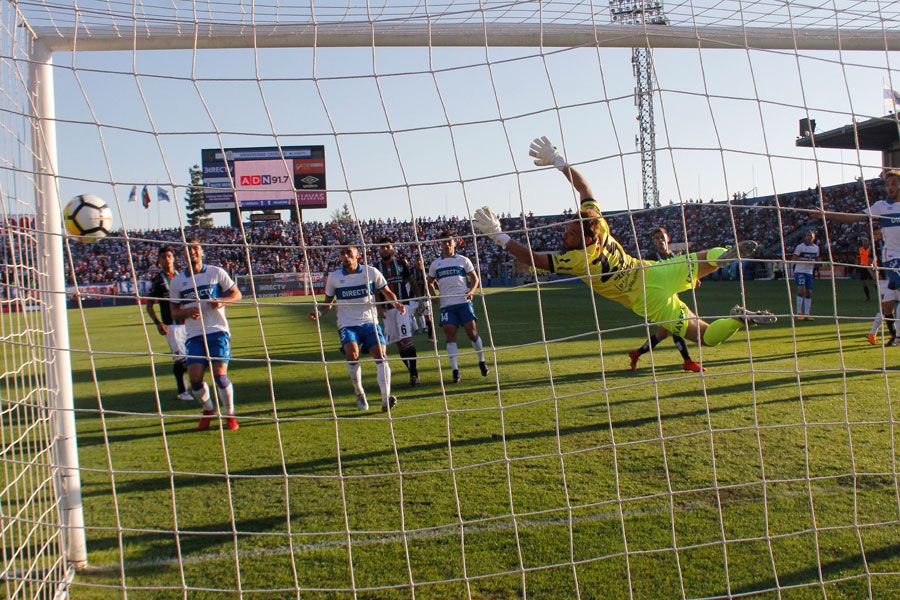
{"left": 46, "top": 41, "right": 898, "bottom": 231}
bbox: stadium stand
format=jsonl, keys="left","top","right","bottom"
{"left": 55, "top": 178, "right": 884, "bottom": 286}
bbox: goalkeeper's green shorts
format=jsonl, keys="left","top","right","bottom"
{"left": 630, "top": 253, "right": 701, "bottom": 338}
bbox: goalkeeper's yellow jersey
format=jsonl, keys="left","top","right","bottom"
{"left": 546, "top": 201, "right": 650, "bottom": 309}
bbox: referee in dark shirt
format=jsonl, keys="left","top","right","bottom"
{"left": 629, "top": 227, "right": 704, "bottom": 373}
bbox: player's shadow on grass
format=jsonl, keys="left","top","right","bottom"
{"left": 84, "top": 514, "right": 301, "bottom": 558}
{"left": 708, "top": 345, "right": 895, "bottom": 368}
{"left": 78, "top": 416, "right": 610, "bottom": 500}
{"left": 728, "top": 542, "right": 899, "bottom": 597}
{"left": 651, "top": 369, "right": 876, "bottom": 402}
{"left": 579, "top": 385, "right": 812, "bottom": 432}
{"left": 76, "top": 419, "right": 221, "bottom": 448}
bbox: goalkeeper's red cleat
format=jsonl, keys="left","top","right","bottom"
{"left": 225, "top": 417, "right": 239, "bottom": 431}
{"left": 866, "top": 333, "right": 877, "bottom": 345}
{"left": 628, "top": 350, "right": 641, "bottom": 372}
{"left": 683, "top": 359, "right": 705, "bottom": 373}
{"left": 198, "top": 409, "right": 215, "bottom": 431}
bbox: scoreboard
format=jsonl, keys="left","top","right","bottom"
{"left": 201, "top": 146, "right": 326, "bottom": 211}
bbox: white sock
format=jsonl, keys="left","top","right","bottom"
{"left": 870, "top": 312, "right": 883, "bottom": 335}
{"left": 191, "top": 382, "right": 213, "bottom": 411}
{"left": 447, "top": 342, "right": 458, "bottom": 370}
{"left": 376, "top": 360, "right": 391, "bottom": 402}
{"left": 796, "top": 295, "right": 804, "bottom": 315}
{"left": 472, "top": 336, "right": 485, "bottom": 362}
{"left": 804, "top": 297, "right": 812, "bottom": 315}
{"left": 347, "top": 361, "right": 364, "bottom": 396}
{"left": 216, "top": 382, "right": 235, "bottom": 415}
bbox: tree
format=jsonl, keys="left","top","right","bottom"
{"left": 329, "top": 203, "right": 353, "bottom": 223}
{"left": 185, "top": 164, "right": 213, "bottom": 227}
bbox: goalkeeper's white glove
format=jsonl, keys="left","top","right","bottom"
{"left": 529, "top": 136, "right": 568, "bottom": 170}
{"left": 473, "top": 206, "right": 511, "bottom": 248}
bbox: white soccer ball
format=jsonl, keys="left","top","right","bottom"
{"left": 64, "top": 194, "right": 112, "bottom": 243}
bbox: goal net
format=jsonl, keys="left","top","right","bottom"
{"left": 2, "top": 0, "right": 899, "bottom": 597}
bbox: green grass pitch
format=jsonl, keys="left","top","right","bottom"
{"left": 66, "top": 279, "right": 899, "bottom": 599}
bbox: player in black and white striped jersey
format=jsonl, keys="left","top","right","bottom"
{"left": 146, "top": 246, "right": 193, "bottom": 401}
{"left": 378, "top": 236, "right": 422, "bottom": 386}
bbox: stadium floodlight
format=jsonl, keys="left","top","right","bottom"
{"left": 609, "top": 0, "right": 669, "bottom": 208}
{"left": 4, "top": 0, "right": 900, "bottom": 597}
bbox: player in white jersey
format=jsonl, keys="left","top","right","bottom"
{"left": 822, "top": 169, "right": 900, "bottom": 346}
{"left": 169, "top": 237, "right": 243, "bottom": 430}
{"left": 309, "top": 245, "right": 404, "bottom": 412}
{"left": 791, "top": 230, "right": 820, "bottom": 321}
{"left": 867, "top": 237, "right": 899, "bottom": 344}
{"left": 427, "top": 231, "right": 488, "bottom": 384}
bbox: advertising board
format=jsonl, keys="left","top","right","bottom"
{"left": 201, "top": 146, "right": 326, "bottom": 211}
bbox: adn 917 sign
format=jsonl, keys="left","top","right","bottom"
{"left": 201, "top": 146, "right": 326, "bottom": 211}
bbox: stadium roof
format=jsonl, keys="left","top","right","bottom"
{"left": 796, "top": 114, "right": 900, "bottom": 151}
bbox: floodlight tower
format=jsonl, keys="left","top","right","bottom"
{"left": 609, "top": 0, "right": 668, "bottom": 208}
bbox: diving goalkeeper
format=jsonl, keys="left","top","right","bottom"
{"left": 472, "top": 137, "right": 776, "bottom": 347}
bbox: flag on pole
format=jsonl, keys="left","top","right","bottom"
{"left": 157, "top": 187, "right": 171, "bottom": 202}
{"left": 128, "top": 185, "right": 137, "bottom": 203}
{"left": 142, "top": 185, "right": 151, "bottom": 208}
{"left": 884, "top": 84, "right": 900, "bottom": 113}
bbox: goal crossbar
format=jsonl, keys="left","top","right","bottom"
{"left": 30, "top": 23, "right": 900, "bottom": 52}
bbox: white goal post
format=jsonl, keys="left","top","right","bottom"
{"left": 28, "top": 37, "right": 88, "bottom": 568}
{"left": 30, "top": 24, "right": 900, "bottom": 52}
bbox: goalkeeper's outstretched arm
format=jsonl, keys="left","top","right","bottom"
{"left": 472, "top": 207, "right": 551, "bottom": 272}
{"left": 529, "top": 136, "right": 594, "bottom": 202}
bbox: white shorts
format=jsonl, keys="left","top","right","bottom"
{"left": 383, "top": 308, "right": 414, "bottom": 344}
{"left": 879, "top": 280, "right": 900, "bottom": 303}
{"left": 165, "top": 324, "right": 187, "bottom": 361}
{"left": 409, "top": 299, "right": 432, "bottom": 316}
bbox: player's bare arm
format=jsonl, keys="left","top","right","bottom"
{"left": 171, "top": 300, "right": 200, "bottom": 321}
{"left": 309, "top": 295, "right": 335, "bottom": 321}
{"left": 465, "top": 271, "right": 480, "bottom": 300}
{"left": 145, "top": 299, "right": 167, "bottom": 335}
{"left": 819, "top": 209, "right": 869, "bottom": 224}
{"left": 380, "top": 286, "right": 406, "bottom": 314}
{"left": 211, "top": 285, "right": 242, "bottom": 309}
{"left": 426, "top": 276, "right": 438, "bottom": 297}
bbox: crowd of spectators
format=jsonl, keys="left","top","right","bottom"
{"left": 61, "top": 177, "right": 886, "bottom": 285}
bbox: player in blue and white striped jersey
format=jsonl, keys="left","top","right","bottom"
{"left": 427, "top": 230, "right": 488, "bottom": 384}
{"left": 309, "top": 244, "right": 405, "bottom": 411}
{"left": 791, "top": 230, "right": 820, "bottom": 321}
{"left": 170, "top": 237, "right": 242, "bottom": 431}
